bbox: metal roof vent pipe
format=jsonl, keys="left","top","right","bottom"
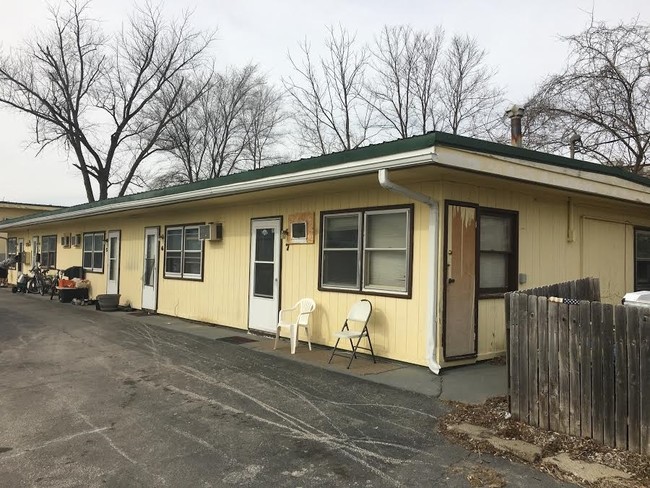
{"left": 569, "top": 132, "right": 582, "bottom": 159}
{"left": 505, "top": 104, "right": 525, "bottom": 147}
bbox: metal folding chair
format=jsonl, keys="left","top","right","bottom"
{"left": 328, "top": 299, "right": 375, "bottom": 369}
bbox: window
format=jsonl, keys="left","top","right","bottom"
{"left": 320, "top": 206, "right": 412, "bottom": 295}
{"left": 479, "top": 209, "right": 517, "bottom": 295}
{"left": 6, "top": 237, "right": 17, "bottom": 267}
{"left": 7, "top": 237, "right": 17, "bottom": 256}
{"left": 290, "top": 221, "right": 307, "bottom": 243}
{"left": 83, "top": 232, "right": 105, "bottom": 272}
{"left": 40, "top": 235, "right": 57, "bottom": 268}
{"left": 635, "top": 228, "right": 650, "bottom": 291}
{"left": 164, "top": 225, "right": 203, "bottom": 279}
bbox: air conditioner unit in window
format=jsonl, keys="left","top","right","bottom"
{"left": 61, "top": 235, "right": 71, "bottom": 248}
{"left": 199, "top": 222, "right": 223, "bottom": 241}
{"left": 71, "top": 234, "right": 82, "bottom": 247}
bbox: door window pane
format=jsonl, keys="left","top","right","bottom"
{"left": 109, "top": 237, "right": 118, "bottom": 259}
{"left": 109, "top": 259, "right": 116, "bottom": 280}
{"left": 145, "top": 234, "right": 156, "bottom": 286}
{"left": 255, "top": 228, "right": 275, "bottom": 261}
{"left": 254, "top": 262, "right": 274, "bottom": 297}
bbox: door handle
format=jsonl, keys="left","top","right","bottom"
{"left": 448, "top": 278, "right": 455, "bottom": 284}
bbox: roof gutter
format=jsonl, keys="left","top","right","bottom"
{"left": 0, "top": 148, "right": 437, "bottom": 230}
{"left": 378, "top": 165, "right": 442, "bottom": 375}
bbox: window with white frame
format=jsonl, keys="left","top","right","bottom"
{"left": 7, "top": 237, "right": 17, "bottom": 255}
{"left": 320, "top": 206, "right": 412, "bottom": 295}
{"left": 6, "top": 237, "right": 17, "bottom": 267}
{"left": 40, "top": 235, "right": 57, "bottom": 268}
{"left": 83, "top": 232, "right": 105, "bottom": 272}
{"left": 164, "top": 225, "right": 203, "bottom": 279}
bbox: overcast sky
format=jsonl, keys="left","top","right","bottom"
{"left": 0, "top": 0, "right": 648, "bottom": 206}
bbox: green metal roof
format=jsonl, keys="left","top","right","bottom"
{"left": 2, "top": 131, "right": 650, "bottom": 227}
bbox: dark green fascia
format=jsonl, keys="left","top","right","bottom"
{"left": 3, "top": 131, "right": 650, "bottom": 227}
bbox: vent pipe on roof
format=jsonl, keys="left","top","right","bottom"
{"left": 569, "top": 132, "right": 582, "bottom": 159}
{"left": 505, "top": 105, "right": 525, "bottom": 147}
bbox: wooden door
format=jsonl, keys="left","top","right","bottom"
{"left": 444, "top": 202, "right": 478, "bottom": 360}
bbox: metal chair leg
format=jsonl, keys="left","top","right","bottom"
{"left": 328, "top": 337, "right": 342, "bottom": 364}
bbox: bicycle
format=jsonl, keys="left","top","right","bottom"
{"left": 49, "top": 269, "right": 64, "bottom": 301}
{"left": 26, "top": 266, "right": 54, "bottom": 296}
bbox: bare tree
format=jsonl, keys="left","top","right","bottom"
{"left": 525, "top": 21, "right": 650, "bottom": 173}
{"left": 439, "top": 35, "right": 504, "bottom": 138}
{"left": 241, "top": 82, "right": 286, "bottom": 170}
{"left": 368, "top": 25, "right": 444, "bottom": 138}
{"left": 0, "top": 1, "right": 214, "bottom": 201}
{"left": 153, "top": 64, "right": 284, "bottom": 187}
{"left": 284, "top": 25, "right": 374, "bottom": 155}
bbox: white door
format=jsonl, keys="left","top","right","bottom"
{"left": 106, "top": 230, "right": 120, "bottom": 294}
{"left": 142, "top": 227, "right": 159, "bottom": 311}
{"left": 32, "top": 236, "right": 39, "bottom": 267}
{"left": 248, "top": 218, "right": 281, "bottom": 332}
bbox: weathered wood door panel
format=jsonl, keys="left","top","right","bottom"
{"left": 444, "top": 202, "right": 478, "bottom": 359}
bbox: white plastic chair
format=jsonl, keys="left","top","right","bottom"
{"left": 328, "top": 299, "right": 375, "bottom": 369}
{"left": 274, "top": 298, "right": 316, "bottom": 354}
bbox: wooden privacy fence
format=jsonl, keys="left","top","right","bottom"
{"left": 505, "top": 277, "right": 650, "bottom": 455}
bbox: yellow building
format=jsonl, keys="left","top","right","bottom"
{"left": 1, "top": 201, "right": 62, "bottom": 267}
{"left": 2, "top": 132, "right": 650, "bottom": 371}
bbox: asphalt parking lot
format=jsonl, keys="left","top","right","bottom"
{"left": 0, "top": 290, "right": 574, "bottom": 487}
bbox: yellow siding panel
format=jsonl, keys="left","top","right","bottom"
{"left": 5, "top": 163, "right": 650, "bottom": 368}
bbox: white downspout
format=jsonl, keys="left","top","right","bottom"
{"left": 378, "top": 166, "right": 441, "bottom": 374}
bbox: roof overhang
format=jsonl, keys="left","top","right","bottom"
{"left": 0, "top": 148, "right": 438, "bottom": 230}
{"left": 435, "top": 146, "right": 650, "bottom": 206}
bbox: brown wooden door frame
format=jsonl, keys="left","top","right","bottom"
{"left": 443, "top": 200, "right": 479, "bottom": 361}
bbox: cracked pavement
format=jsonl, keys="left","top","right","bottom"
{"left": 0, "top": 290, "right": 575, "bottom": 487}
